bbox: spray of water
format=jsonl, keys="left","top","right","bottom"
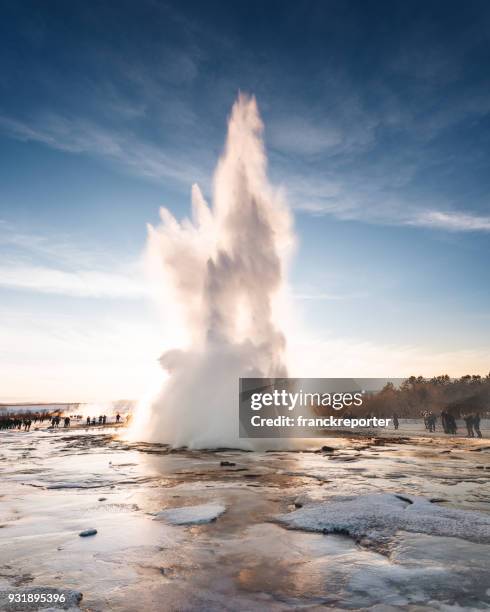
{"left": 129, "top": 94, "right": 294, "bottom": 449}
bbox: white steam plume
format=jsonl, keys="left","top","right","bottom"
{"left": 129, "top": 94, "right": 294, "bottom": 449}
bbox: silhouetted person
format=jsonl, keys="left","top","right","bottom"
{"left": 91, "top": 417, "right": 96, "bottom": 426}
{"left": 441, "top": 410, "right": 448, "bottom": 433}
{"left": 447, "top": 413, "right": 457, "bottom": 435}
{"left": 102, "top": 415, "right": 107, "bottom": 425}
{"left": 116, "top": 413, "right": 121, "bottom": 423}
{"left": 64, "top": 417, "right": 70, "bottom": 428}
{"left": 86, "top": 416, "right": 91, "bottom": 426}
{"left": 393, "top": 414, "right": 399, "bottom": 430}
{"left": 464, "top": 414, "right": 474, "bottom": 437}
{"left": 473, "top": 413, "right": 482, "bottom": 438}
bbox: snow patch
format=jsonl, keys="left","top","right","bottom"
{"left": 276, "top": 493, "right": 490, "bottom": 545}
{"left": 153, "top": 503, "right": 226, "bottom": 525}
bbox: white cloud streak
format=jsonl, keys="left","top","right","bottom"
{"left": 408, "top": 210, "right": 490, "bottom": 232}
{"left": 283, "top": 171, "right": 490, "bottom": 233}
{"left": 293, "top": 291, "right": 368, "bottom": 301}
{"left": 0, "top": 264, "right": 147, "bottom": 298}
{"left": 0, "top": 114, "right": 207, "bottom": 186}
{"left": 0, "top": 222, "right": 148, "bottom": 298}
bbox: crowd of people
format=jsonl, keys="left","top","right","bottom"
{"left": 0, "top": 412, "right": 52, "bottom": 430}
{"left": 0, "top": 411, "right": 125, "bottom": 432}
{"left": 390, "top": 409, "right": 484, "bottom": 437}
{"left": 0, "top": 416, "right": 33, "bottom": 430}
{"left": 84, "top": 413, "right": 121, "bottom": 426}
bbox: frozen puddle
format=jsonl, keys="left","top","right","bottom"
{"left": 153, "top": 503, "right": 226, "bottom": 525}
{"left": 277, "top": 492, "right": 490, "bottom": 545}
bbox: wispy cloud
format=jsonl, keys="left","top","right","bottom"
{"left": 269, "top": 117, "right": 345, "bottom": 156}
{"left": 0, "top": 114, "right": 207, "bottom": 186}
{"left": 0, "top": 221, "right": 112, "bottom": 268}
{"left": 408, "top": 210, "right": 490, "bottom": 232}
{"left": 0, "top": 222, "right": 147, "bottom": 298}
{"left": 281, "top": 167, "right": 490, "bottom": 233}
{"left": 293, "top": 291, "right": 368, "bottom": 301}
{"left": 0, "top": 263, "right": 147, "bottom": 298}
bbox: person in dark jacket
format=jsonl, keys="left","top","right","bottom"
{"left": 473, "top": 413, "right": 482, "bottom": 438}
{"left": 464, "top": 414, "right": 474, "bottom": 437}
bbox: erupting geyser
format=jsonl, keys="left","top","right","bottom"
{"left": 130, "top": 94, "right": 294, "bottom": 448}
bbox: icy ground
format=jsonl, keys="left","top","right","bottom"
{"left": 0, "top": 428, "right": 489, "bottom": 611}
{"left": 277, "top": 492, "right": 490, "bottom": 544}
{"left": 153, "top": 502, "right": 226, "bottom": 525}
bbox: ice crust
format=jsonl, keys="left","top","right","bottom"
{"left": 277, "top": 493, "right": 490, "bottom": 544}
{"left": 153, "top": 503, "right": 226, "bottom": 525}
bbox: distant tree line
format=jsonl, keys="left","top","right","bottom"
{"left": 360, "top": 374, "right": 490, "bottom": 418}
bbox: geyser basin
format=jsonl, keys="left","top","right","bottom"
{"left": 1, "top": 429, "right": 489, "bottom": 610}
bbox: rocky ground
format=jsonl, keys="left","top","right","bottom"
{"left": 0, "top": 425, "right": 489, "bottom": 611}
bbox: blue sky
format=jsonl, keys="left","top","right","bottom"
{"left": 1, "top": 0, "right": 489, "bottom": 401}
